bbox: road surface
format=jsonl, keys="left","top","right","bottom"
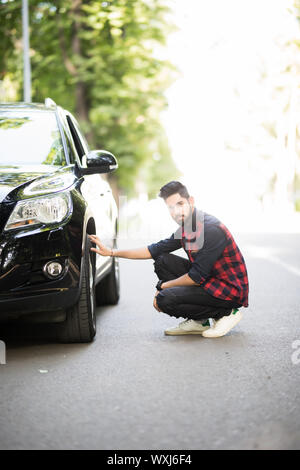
{"left": 0, "top": 233, "right": 299, "bottom": 450}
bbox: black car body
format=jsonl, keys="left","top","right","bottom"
{"left": 0, "top": 99, "right": 120, "bottom": 342}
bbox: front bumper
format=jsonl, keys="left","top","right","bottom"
{"left": 0, "top": 219, "right": 83, "bottom": 323}
{"left": 0, "top": 287, "right": 80, "bottom": 323}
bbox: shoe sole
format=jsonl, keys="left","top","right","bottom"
{"left": 164, "top": 329, "right": 209, "bottom": 336}
{"left": 202, "top": 313, "right": 243, "bottom": 338}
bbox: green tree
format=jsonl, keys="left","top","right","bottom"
{"left": 0, "top": 0, "right": 180, "bottom": 197}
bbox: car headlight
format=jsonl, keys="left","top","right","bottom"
{"left": 4, "top": 192, "right": 72, "bottom": 231}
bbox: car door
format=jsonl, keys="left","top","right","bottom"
{"left": 65, "top": 114, "right": 115, "bottom": 271}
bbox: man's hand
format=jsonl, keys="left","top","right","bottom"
{"left": 88, "top": 234, "right": 112, "bottom": 256}
{"left": 153, "top": 290, "right": 162, "bottom": 312}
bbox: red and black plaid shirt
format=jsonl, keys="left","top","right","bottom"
{"left": 148, "top": 208, "right": 249, "bottom": 307}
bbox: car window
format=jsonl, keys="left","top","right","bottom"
{"left": 66, "top": 115, "right": 89, "bottom": 162}
{"left": 60, "top": 124, "right": 77, "bottom": 164}
{"left": 71, "top": 117, "right": 89, "bottom": 154}
{"left": 0, "top": 110, "right": 67, "bottom": 166}
{"left": 65, "top": 134, "right": 77, "bottom": 164}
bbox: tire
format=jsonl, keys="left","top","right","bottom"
{"left": 58, "top": 235, "right": 96, "bottom": 343}
{"left": 95, "top": 247, "right": 120, "bottom": 306}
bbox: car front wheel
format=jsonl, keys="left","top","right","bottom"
{"left": 58, "top": 235, "right": 96, "bottom": 343}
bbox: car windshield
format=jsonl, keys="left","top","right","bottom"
{"left": 0, "top": 110, "right": 66, "bottom": 166}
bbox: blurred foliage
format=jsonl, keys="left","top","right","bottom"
{"left": 293, "top": 0, "right": 300, "bottom": 210}
{"left": 0, "top": 117, "right": 29, "bottom": 129}
{"left": 42, "top": 131, "right": 66, "bottom": 166}
{"left": 294, "top": 172, "right": 300, "bottom": 211}
{"left": 0, "top": 0, "right": 180, "bottom": 196}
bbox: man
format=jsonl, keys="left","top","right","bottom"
{"left": 88, "top": 181, "right": 249, "bottom": 338}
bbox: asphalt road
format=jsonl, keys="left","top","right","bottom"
{"left": 0, "top": 232, "right": 300, "bottom": 450}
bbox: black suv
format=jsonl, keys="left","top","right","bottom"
{"left": 0, "top": 99, "right": 120, "bottom": 343}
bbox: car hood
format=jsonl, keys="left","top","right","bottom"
{"left": 0, "top": 164, "right": 76, "bottom": 203}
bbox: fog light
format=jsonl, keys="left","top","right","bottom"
{"left": 43, "top": 261, "right": 63, "bottom": 279}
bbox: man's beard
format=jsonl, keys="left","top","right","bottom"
{"left": 175, "top": 205, "right": 193, "bottom": 225}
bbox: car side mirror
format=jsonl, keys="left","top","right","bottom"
{"left": 77, "top": 150, "right": 118, "bottom": 176}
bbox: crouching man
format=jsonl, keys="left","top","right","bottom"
{"left": 89, "top": 181, "right": 249, "bottom": 338}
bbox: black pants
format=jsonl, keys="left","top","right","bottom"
{"left": 154, "top": 253, "right": 241, "bottom": 321}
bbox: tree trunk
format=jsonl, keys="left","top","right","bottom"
{"left": 71, "top": 0, "right": 93, "bottom": 142}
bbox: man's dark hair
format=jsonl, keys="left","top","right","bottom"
{"left": 158, "top": 181, "right": 190, "bottom": 200}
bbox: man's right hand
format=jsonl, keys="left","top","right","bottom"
{"left": 87, "top": 239, "right": 152, "bottom": 260}
{"left": 88, "top": 234, "right": 112, "bottom": 256}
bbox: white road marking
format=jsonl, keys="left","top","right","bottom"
{"left": 245, "top": 245, "right": 300, "bottom": 277}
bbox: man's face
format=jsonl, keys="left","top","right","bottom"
{"left": 165, "top": 193, "right": 194, "bottom": 225}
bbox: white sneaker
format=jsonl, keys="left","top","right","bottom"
{"left": 202, "top": 309, "right": 242, "bottom": 338}
{"left": 164, "top": 319, "right": 211, "bottom": 336}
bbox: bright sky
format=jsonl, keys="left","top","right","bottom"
{"left": 157, "top": 0, "right": 300, "bottom": 232}
{"left": 123, "top": 0, "right": 300, "bottom": 237}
